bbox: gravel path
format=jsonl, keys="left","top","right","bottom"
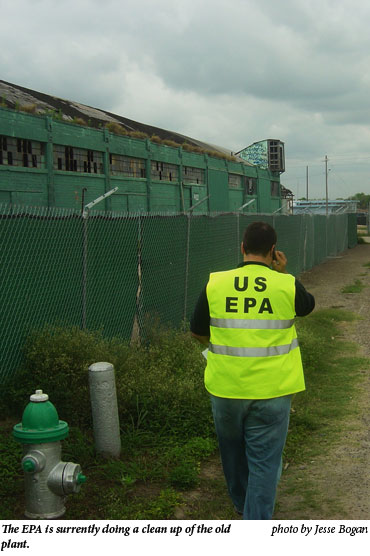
{"left": 275, "top": 243, "right": 370, "bottom": 520}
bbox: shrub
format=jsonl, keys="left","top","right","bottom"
{"left": 162, "top": 139, "right": 181, "bottom": 148}
{"left": 114, "top": 325, "right": 212, "bottom": 437}
{"left": 128, "top": 130, "right": 149, "bottom": 140}
{"left": 72, "top": 117, "right": 88, "bottom": 126}
{"left": 6, "top": 326, "right": 117, "bottom": 426}
{"left": 6, "top": 322, "right": 212, "bottom": 438}
{"left": 105, "top": 122, "right": 128, "bottom": 135}
{"left": 182, "top": 142, "right": 202, "bottom": 153}
{"left": 19, "top": 104, "right": 37, "bottom": 114}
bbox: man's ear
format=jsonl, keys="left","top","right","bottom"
{"left": 241, "top": 242, "right": 245, "bottom": 255}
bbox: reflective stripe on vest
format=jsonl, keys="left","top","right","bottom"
{"left": 209, "top": 337, "right": 299, "bottom": 357}
{"left": 210, "top": 317, "right": 295, "bottom": 329}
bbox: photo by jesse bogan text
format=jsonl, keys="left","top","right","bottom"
{"left": 271, "top": 524, "right": 368, "bottom": 537}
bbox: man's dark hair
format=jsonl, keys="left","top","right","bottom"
{"left": 243, "top": 221, "right": 277, "bottom": 256}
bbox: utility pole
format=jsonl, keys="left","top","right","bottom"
{"left": 306, "top": 166, "right": 309, "bottom": 200}
{"left": 325, "top": 155, "right": 329, "bottom": 216}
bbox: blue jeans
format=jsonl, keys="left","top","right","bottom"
{"left": 210, "top": 394, "right": 292, "bottom": 520}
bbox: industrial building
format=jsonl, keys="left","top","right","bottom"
{"left": 0, "top": 80, "right": 286, "bottom": 213}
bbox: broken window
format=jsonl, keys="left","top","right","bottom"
{"left": 268, "top": 140, "right": 285, "bottom": 173}
{"left": 228, "top": 173, "right": 243, "bottom": 188}
{"left": 151, "top": 161, "right": 178, "bottom": 182}
{"left": 53, "top": 145, "right": 103, "bottom": 173}
{"left": 183, "top": 166, "right": 205, "bottom": 185}
{"left": 0, "top": 135, "right": 45, "bottom": 168}
{"left": 271, "top": 181, "right": 280, "bottom": 197}
{"left": 110, "top": 154, "right": 146, "bottom": 178}
{"left": 246, "top": 177, "right": 257, "bottom": 196}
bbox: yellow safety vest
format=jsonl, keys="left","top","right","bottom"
{"left": 205, "top": 264, "right": 305, "bottom": 399}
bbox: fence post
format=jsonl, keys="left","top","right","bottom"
{"left": 131, "top": 213, "right": 142, "bottom": 343}
{"left": 82, "top": 210, "right": 88, "bottom": 329}
{"left": 183, "top": 213, "right": 191, "bottom": 328}
{"left": 237, "top": 212, "right": 240, "bottom": 264}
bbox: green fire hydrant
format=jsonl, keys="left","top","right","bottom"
{"left": 13, "top": 390, "right": 86, "bottom": 519}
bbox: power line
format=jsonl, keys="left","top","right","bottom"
{"left": 286, "top": 156, "right": 370, "bottom": 170}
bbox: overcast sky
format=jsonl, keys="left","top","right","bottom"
{"left": 1, "top": 0, "right": 370, "bottom": 199}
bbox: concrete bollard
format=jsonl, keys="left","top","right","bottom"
{"left": 88, "top": 362, "right": 121, "bottom": 458}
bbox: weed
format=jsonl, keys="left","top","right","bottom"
{"left": 162, "top": 139, "right": 181, "bottom": 148}
{"left": 120, "top": 474, "right": 137, "bottom": 488}
{"left": 19, "top": 104, "right": 37, "bottom": 114}
{"left": 169, "top": 462, "right": 199, "bottom": 490}
{"left": 105, "top": 122, "right": 127, "bottom": 135}
{"left": 129, "top": 131, "right": 149, "bottom": 140}
{"left": 42, "top": 108, "right": 64, "bottom": 121}
{"left": 182, "top": 142, "right": 202, "bottom": 153}
{"left": 72, "top": 117, "right": 88, "bottom": 126}
{"left": 284, "top": 309, "right": 368, "bottom": 468}
{"left": 1, "top": 309, "right": 368, "bottom": 520}
{"left": 63, "top": 428, "right": 95, "bottom": 463}
{"left": 150, "top": 135, "right": 162, "bottom": 143}
{"left": 134, "top": 488, "right": 182, "bottom": 519}
{"left": 341, "top": 279, "right": 365, "bottom": 293}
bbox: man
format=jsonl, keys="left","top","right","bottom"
{"left": 190, "top": 221, "right": 315, "bottom": 520}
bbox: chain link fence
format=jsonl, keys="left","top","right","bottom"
{"left": 0, "top": 204, "right": 356, "bottom": 383}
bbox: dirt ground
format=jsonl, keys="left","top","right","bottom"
{"left": 274, "top": 242, "right": 370, "bottom": 520}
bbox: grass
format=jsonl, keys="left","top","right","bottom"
{"left": 275, "top": 309, "right": 368, "bottom": 518}
{"left": 341, "top": 279, "right": 366, "bottom": 293}
{"left": 0, "top": 309, "right": 368, "bottom": 520}
{"left": 284, "top": 309, "right": 365, "bottom": 462}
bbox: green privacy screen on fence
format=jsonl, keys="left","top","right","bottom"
{"left": 0, "top": 205, "right": 356, "bottom": 383}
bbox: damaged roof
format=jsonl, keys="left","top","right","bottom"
{"left": 0, "top": 79, "right": 252, "bottom": 164}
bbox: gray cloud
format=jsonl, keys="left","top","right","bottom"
{"left": 1, "top": 0, "right": 370, "bottom": 198}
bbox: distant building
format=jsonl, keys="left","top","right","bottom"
{"left": 293, "top": 200, "right": 358, "bottom": 214}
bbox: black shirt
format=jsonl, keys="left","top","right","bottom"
{"left": 190, "top": 262, "right": 315, "bottom": 337}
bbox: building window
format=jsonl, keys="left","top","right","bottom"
{"left": 246, "top": 177, "right": 257, "bottom": 196}
{"left": 268, "top": 140, "right": 285, "bottom": 173}
{"left": 183, "top": 166, "right": 205, "bottom": 185}
{"left": 0, "top": 135, "right": 45, "bottom": 168}
{"left": 110, "top": 154, "right": 146, "bottom": 178}
{"left": 151, "top": 161, "right": 178, "bottom": 182}
{"left": 53, "top": 145, "right": 104, "bottom": 173}
{"left": 228, "top": 173, "right": 243, "bottom": 188}
{"left": 271, "top": 181, "right": 280, "bottom": 197}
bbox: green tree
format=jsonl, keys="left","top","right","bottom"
{"left": 348, "top": 192, "right": 370, "bottom": 210}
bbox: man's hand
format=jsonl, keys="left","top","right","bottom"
{"left": 272, "top": 250, "right": 288, "bottom": 273}
{"left": 191, "top": 332, "right": 210, "bottom": 346}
